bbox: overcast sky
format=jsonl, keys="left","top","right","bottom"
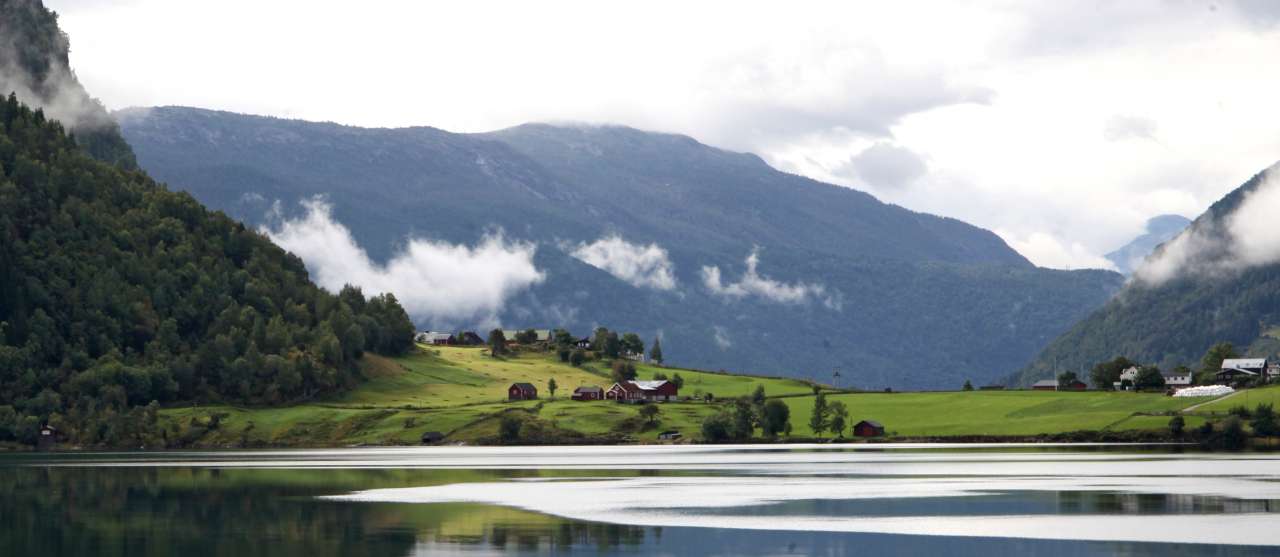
{"left": 47, "top": 0, "right": 1280, "bottom": 270}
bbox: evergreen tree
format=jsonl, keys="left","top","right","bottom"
{"left": 649, "top": 337, "right": 664, "bottom": 364}
{"left": 809, "top": 392, "right": 829, "bottom": 437}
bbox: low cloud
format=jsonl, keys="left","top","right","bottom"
{"left": 1135, "top": 169, "right": 1280, "bottom": 285}
{"left": 839, "top": 141, "right": 927, "bottom": 190}
{"left": 262, "top": 197, "right": 544, "bottom": 326}
{"left": 568, "top": 235, "right": 677, "bottom": 290}
{"left": 702, "top": 249, "right": 841, "bottom": 309}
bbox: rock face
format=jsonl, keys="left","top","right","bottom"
{"left": 118, "top": 107, "right": 1124, "bottom": 390}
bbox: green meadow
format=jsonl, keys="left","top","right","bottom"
{"left": 160, "top": 344, "right": 1237, "bottom": 446}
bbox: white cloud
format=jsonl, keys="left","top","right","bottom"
{"left": 712, "top": 326, "right": 732, "bottom": 351}
{"left": 702, "top": 249, "right": 840, "bottom": 308}
{"left": 568, "top": 235, "right": 677, "bottom": 290}
{"left": 46, "top": 1, "right": 1280, "bottom": 271}
{"left": 997, "top": 230, "right": 1119, "bottom": 271}
{"left": 1136, "top": 169, "right": 1280, "bottom": 285}
{"left": 261, "top": 198, "right": 544, "bottom": 326}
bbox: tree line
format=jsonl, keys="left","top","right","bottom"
{"left": 0, "top": 96, "right": 415, "bottom": 447}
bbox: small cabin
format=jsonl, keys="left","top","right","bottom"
{"left": 572, "top": 386, "right": 604, "bottom": 401}
{"left": 420, "top": 431, "right": 445, "bottom": 444}
{"left": 657, "top": 431, "right": 682, "bottom": 440}
{"left": 575, "top": 337, "right": 593, "bottom": 349}
{"left": 37, "top": 425, "right": 57, "bottom": 451}
{"left": 853, "top": 420, "right": 885, "bottom": 438}
{"left": 509, "top": 382, "right": 538, "bottom": 400}
{"left": 606, "top": 380, "right": 678, "bottom": 403}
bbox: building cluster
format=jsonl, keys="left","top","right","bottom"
{"left": 508, "top": 379, "right": 680, "bottom": 403}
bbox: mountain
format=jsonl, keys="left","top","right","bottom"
{"left": 117, "top": 107, "right": 1124, "bottom": 389}
{"left": 0, "top": 0, "right": 414, "bottom": 447}
{"left": 1014, "top": 162, "right": 1280, "bottom": 386}
{"left": 1104, "top": 214, "right": 1191, "bottom": 275}
{"left": 0, "top": 0, "right": 136, "bottom": 168}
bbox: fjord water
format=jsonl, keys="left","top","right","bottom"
{"left": 3, "top": 446, "right": 1279, "bottom": 556}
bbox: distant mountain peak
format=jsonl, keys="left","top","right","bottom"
{"left": 1104, "top": 213, "right": 1191, "bottom": 276}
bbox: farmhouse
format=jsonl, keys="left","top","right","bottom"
{"left": 575, "top": 337, "right": 593, "bottom": 349}
{"left": 508, "top": 383, "right": 538, "bottom": 400}
{"left": 853, "top": 420, "right": 885, "bottom": 438}
{"left": 621, "top": 350, "right": 646, "bottom": 363}
{"left": 1119, "top": 366, "right": 1141, "bottom": 384}
{"left": 571, "top": 385, "right": 604, "bottom": 401}
{"left": 606, "top": 380, "right": 678, "bottom": 402}
{"left": 1031, "top": 380, "right": 1058, "bottom": 391}
{"left": 1161, "top": 370, "right": 1193, "bottom": 387}
{"left": 456, "top": 331, "right": 484, "bottom": 346}
{"left": 1218, "top": 358, "right": 1268, "bottom": 384}
{"left": 416, "top": 332, "right": 455, "bottom": 345}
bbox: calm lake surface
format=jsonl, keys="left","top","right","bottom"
{"left": 3, "top": 444, "right": 1279, "bottom": 556}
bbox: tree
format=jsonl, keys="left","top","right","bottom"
{"left": 700, "top": 412, "right": 732, "bottom": 442}
{"left": 828, "top": 401, "right": 849, "bottom": 438}
{"left": 569, "top": 349, "right": 586, "bottom": 367}
{"left": 1089, "top": 356, "right": 1135, "bottom": 391}
{"left": 610, "top": 360, "right": 638, "bottom": 383}
{"left": 621, "top": 332, "right": 644, "bottom": 356}
{"left": 650, "top": 338, "right": 664, "bottom": 364}
{"left": 1135, "top": 365, "right": 1166, "bottom": 391}
{"left": 761, "top": 399, "right": 791, "bottom": 437}
{"left": 1200, "top": 342, "right": 1239, "bottom": 384}
{"left": 1168, "top": 415, "right": 1185, "bottom": 437}
{"left": 731, "top": 398, "right": 755, "bottom": 440}
{"left": 513, "top": 329, "right": 534, "bottom": 344}
{"left": 1057, "top": 371, "right": 1080, "bottom": 390}
{"left": 487, "top": 329, "right": 508, "bottom": 357}
{"left": 592, "top": 327, "right": 610, "bottom": 355}
{"left": 499, "top": 414, "right": 522, "bottom": 444}
{"left": 639, "top": 403, "right": 660, "bottom": 425}
{"left": 1251, "top": 404, "right": 1278, "bottom": 437}
{"left": 751, "top": 385, "right": 766, "bottom": 406}
{"left": 548, "top": 378, "right": 558, "bottom": 399}
{"left": 557, "top": 347, "right": 571, "bottom": 362}
{"left": 671, "top": 373, "right": 684, "bottom": 389}
{"left": 603, "top": 331, "right": 621, "bottom": 359}
{"left": 809, "top": 392, "right": 829, "bottom": 438}
{"left": 1219, "top": 417, "right": 1248, "bottom": 450}
{"left": 962, "top": 380, "right": 974, "bottom": 391}
{"left": 552, "top": 328, "right": 574, "bottom": 347}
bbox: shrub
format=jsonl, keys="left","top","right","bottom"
{"left": 1168, "top": 415, "right": 1185, "bottom": 437}
{"left": 700, "top": 412, "right": 732, "bottom": 443}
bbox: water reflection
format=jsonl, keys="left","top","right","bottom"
{"left": 4, "top": 448, "right": 1280, "bottom": 556}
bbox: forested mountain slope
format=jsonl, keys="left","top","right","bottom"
{"left": 1015, "top": 163, "right": 1280, "bottom": 386}
{"left": 0, "top": 0, "right": 136, "bottom": 168}
{"left": 118, "top": 107, "right": 1124, "bottom": 389}
{"left": 0, "top": 97, "right": 414, "bottom": 447}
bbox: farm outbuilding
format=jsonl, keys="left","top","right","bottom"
{"left": 1031, "top": 380, "right": 1058, "bottom": 391}
{"left": 508, "top": 383, "right": 538, "bottom": 400}
{"left": 606, "top": 380, "right": 678, "bottom": 403}
{"left": 572, "top": 386, "right": 604, "bottom": 401}
{"left": 420, "top": 431, "right": 445, "bottom": 444}
{"left": 853, "top": 420, "right": 885, "bottom": 438}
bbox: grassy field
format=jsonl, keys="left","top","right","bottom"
{"left": 779, "top": 390, "right": 1200, "bottom": 437}
{"left": 1188, "top": 384, "right": 1280, "bottom": 414}
{"left": 159, "top": 344, "right": 1237, "bottom": 446}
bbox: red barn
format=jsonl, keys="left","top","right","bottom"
{"left": 508, "top": 383, "right": 537, "bottom": 400}
{"left": 853, "top": 420, "right": 885, "bottom": 438}
{"left": 572, "top": 386, "right": 604, "bottom": 401}
{"left": 606, "top": 380, "right": 678, "bottom": 403}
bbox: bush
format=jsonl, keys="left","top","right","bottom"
{"left": 1168, "top": 415, "right": 1185, "bottom": 437}
{"left": 1250, "top": 404, "right": 1278, "bottom": 437}
{"left": 1228, "top": 405, "right": 1252, "bottom": 419}
{"left": 700, "top": 412, "right": 732, "bottom": 443}
{"left": 499, "top": 414, "right": 522, "bottom": 444}
{"left": 569, "top": 349, "right": 585, "bottom": 367}
{"left": 1219, "top": 417, "right": 1248, "bottom": 450}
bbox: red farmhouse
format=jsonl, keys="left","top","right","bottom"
{"left": 508, "top": 382, "right": 537, "bottom": 400}
{"left": 606, "top": 380, "right": 678, "bottom": 403}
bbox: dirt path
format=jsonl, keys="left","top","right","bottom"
{"left": 1181, "top": 390, "right": 1241, "bottom": 413}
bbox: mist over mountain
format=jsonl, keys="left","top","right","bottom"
{"left": 1104, "top": 214, "right": 1191, "bottom": 276}
{"left": 1015, "top": 162, "right": 1280, "bottom": 385}
{"left": 117, "top": 107, "right": 1123, "bottom": 389}
{"left": 0, "top": 0, "right": 135, "bottom": 168}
